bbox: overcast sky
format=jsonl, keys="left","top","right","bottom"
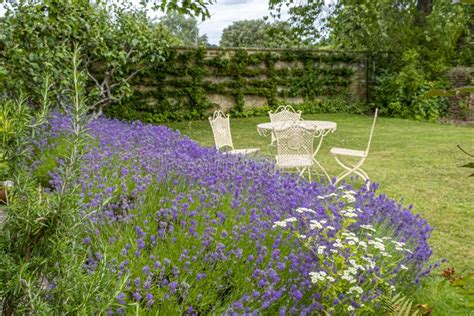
{"left": 198, "top": 0, "right": 288, "bottom": 45}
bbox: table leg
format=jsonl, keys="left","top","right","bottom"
{"left": 312, "top": 135, "right": 330, "bottom": 180}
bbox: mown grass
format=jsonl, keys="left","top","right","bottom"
{"left": 167, "top": 113, "right": 474, "bottom": 314}
{"left": 167, "top": 113, "right": 474, "bottom": 272}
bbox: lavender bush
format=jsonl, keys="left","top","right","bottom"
{"left": 39, "top": 114, "right": 435, "bottom": 314}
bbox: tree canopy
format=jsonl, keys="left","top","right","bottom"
{"left": 219, "top": 19, "right": 302, "bottom": 48}
{"left": 0, "top": 0, "right": 212, "bottom": 115}
{"left": 159, "top": 12, "right": 208, "bottom": 46}
{"left": 269, "top": 0, "right": 472, "bottom": 120}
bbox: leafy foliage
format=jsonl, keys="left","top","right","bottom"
{"left": 374, "top": 50, "right": 448, "bottom": 121}
{"left": 0, "top": 0, "right": 211, "bottom": 115}
{"left": 269, "top": 0, "right": 326, "bottom": 43}
{"left": 381, "top": 293, "right": 423, "bottom": 316}
{"left": 0, "top": 47, "right": 92, "bottom": 315}
{"left": 220, "top": 19, "right": 301, "bottom": 48}
{"left": 159, "top": 12, "right": 209, "bottom": 46}
{"left": 268, "top": 0, "right": 471, "bottom": 121}
{"left": 105, "top": 47, "right": 363, "bottom": 122}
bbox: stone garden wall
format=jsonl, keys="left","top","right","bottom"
{"left": 110, "top": 47, "right": 369, "bottom": 122}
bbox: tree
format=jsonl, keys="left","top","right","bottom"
{"left": 219, "top": 19, "right": 301, "bottom": 48}
{"left": 269, "top": 0, "right": 471, "bottom": 120}
{"left": 269, "top": 0, "right": 326, "bottom": 43}
{"left": 220, "top": 19, "right": 267, "bottom": 48}
{"left": 159, "top": 12, "right": 208, "bottom": 46}
{"left": 0, "top": 0, "right": 212, "bottom": 116}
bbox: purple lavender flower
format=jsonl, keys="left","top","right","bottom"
{"left": 134, "top": 277, "right": 141, "bottom": 287}
{"left": 116, "top": 292, "right": 126, "bottom": 305}
{"left": 43, "top": 113, "right": 435, "bottom": 313}
{"left": 292, "top": 289, "right": 303, "bottom": 301}
{"left": 142, "top": 265, "right": 150, "bottom": 275}
{"left": 169, "top": 281, "right": 178, "bottom": 294}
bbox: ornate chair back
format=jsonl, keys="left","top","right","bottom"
{"left": 269, "top": 105, "right": 302, "bottom": 123}
{"left": 269, "top": 105, "right": 302, "bottom": 145}
{"left": 208, "top": 111, "right": 234, "bottom": 151}
{"left": 274, "top": 122, "right": 316, "bottom": 163}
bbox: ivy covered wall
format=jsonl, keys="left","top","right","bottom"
{"left": 106, "top": 47, "right": 369, "bottom": 122}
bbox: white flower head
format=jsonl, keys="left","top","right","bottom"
{"left": 295, "top": 207, "right": 316, "bottom": 214}
{"left": 343, "top": 190, "right": 357, "bottom": 202}
{"left": 309, "top": 220, "right": 323, "bottom": 230}
{"left": 309, "top": 271, "right": 327, "bottom": 283}
{"left": 360, "top": 224, "right": 376, "bottom": 232}
{"left": 272, "top": 221, "right": 287, "bottom": 228}
{"left": 317, "top": 246, "right": 326, "bottom": 255}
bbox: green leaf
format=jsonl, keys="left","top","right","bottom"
{"left": 425, "top": 89, "right": 454, "bottom": 97}
{"left": 456, "top": 86, "right": 474, "bottom": 93}
{"left": 461, "top": 162, "right": 474, "bottom": 169}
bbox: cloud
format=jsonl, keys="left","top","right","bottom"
{"left": 200, "top": 0, "right": 288, "bottom": 45}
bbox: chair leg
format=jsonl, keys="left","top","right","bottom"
{"left": 312, "top": 159, "right": 330, "bottom": 181}
{"left": 298, "top": 167, "right": 306, "bottom": 179}
{"left": 333, "top": 155, "right": 367, "bottom": 186}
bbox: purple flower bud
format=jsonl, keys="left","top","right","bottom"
{"left": 292, "top": 289, "right": 303, "bottom": 301}
{"left": 132, "top": 291, "right": 142, "bottom": 301}
{"left": 134, "top": 277, "right": 141, "bottom": 287}
{"left": 116, "top": 292, "right": 126, "bottom": 305}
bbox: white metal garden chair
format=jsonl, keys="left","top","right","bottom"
{"left": 330, "top": 108, "right": 378, "bottom": 188}
{"left": 268, "top": 105, "right": 302, "bottom": 146}
{"left": 273, "top": 121, "right": 317, "bottom": 181}
{"left": 208, "top": 111, "right": 259, "bottom": 155}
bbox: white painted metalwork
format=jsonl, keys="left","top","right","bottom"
{"left": 257, "top": 120, "right": 337, "bottom": 179}
{"left": 273, "top": 121, "right": 316, "bottom": 181}
{"left": 209, "top": 111, "right": 259, "bottom": 155}
{"left": 330, "top": 109, "right": 378, "bottom": 188}
{"left": 268, "top": 105, "right": 302, "bottom": 145}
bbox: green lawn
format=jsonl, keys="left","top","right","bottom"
{"left": 167, "top": 113, "right": 474, "bottom": 272}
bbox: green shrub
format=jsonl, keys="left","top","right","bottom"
{"left": 33, "top": 135, "right": 70, "bottom": 188}
{"left": 374, "top": 50, "right": 449, "bottom": 121}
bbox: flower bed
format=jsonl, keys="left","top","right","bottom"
{"left": 44, "top": 115, "right": 434, "bottom": 314}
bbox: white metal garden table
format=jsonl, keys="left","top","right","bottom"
{"left": 257, "top": 120, "right": 337, "bottom": 179}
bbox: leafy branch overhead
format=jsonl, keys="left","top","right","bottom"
{"left": 0, "top": 0, "right": 212, "bottom": 116}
